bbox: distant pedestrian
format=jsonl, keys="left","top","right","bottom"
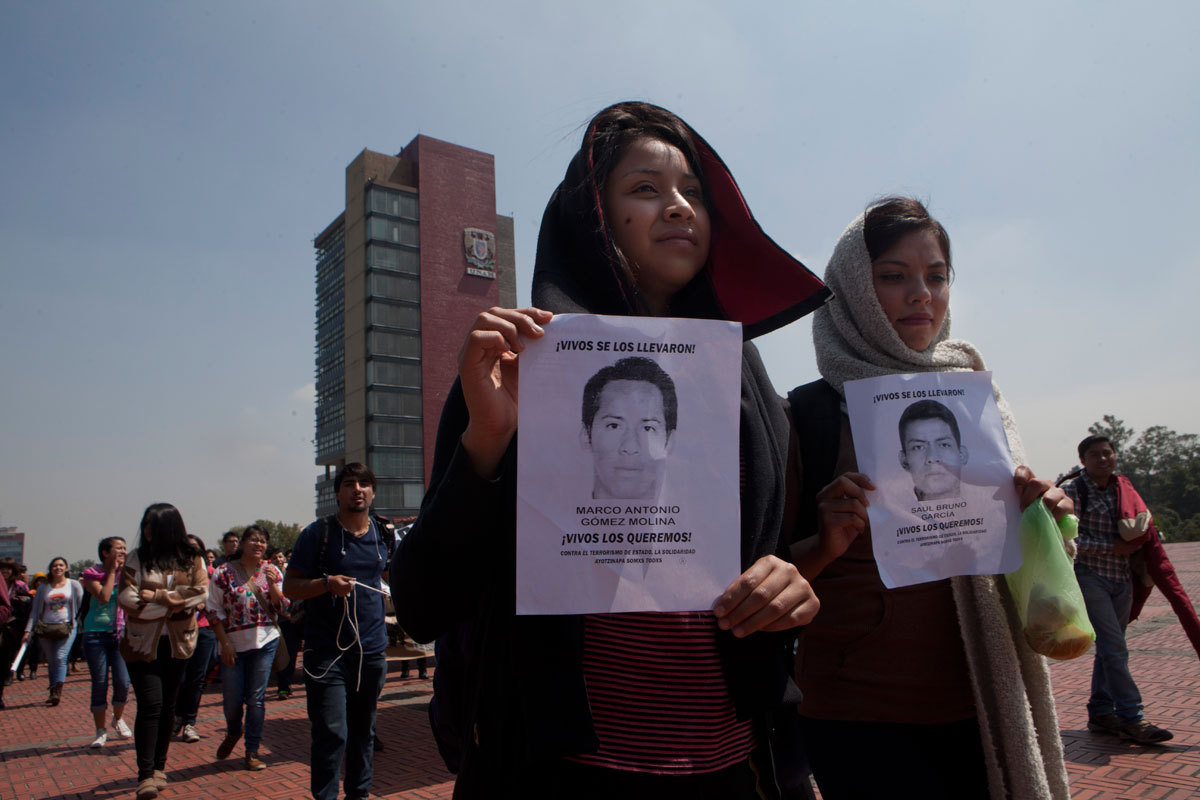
{"left": 213, "top": 531, "right": 240, "bottom": 568}
{"left": 174, "top": 534, "right": 218, "bottom": 744}
{"left": 266, "top": 546, "right": 301, "bottom": 701}
{"left": 0, "top": 559, "right": 30, "bottom": 707}
{"left": 284, "top": 463, "right": 390, "bottom": 800}
{"left": 208, "top": 525, "right": 288, "bottom": 771}
{"left": 21, "top": 557, "right": 83, "bottom": 706}
{"left": 118, "top": 503, "right": 208, "bottom": 800}
{"left": 80, "top": 537, "right": 133, "bottom": 747}
{"left": 1064, "top": 435, "right": 1175, "bottom": 744}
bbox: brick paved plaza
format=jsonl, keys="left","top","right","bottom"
{"left": 3, "top": 544, "right": 1197, "bottom": 799}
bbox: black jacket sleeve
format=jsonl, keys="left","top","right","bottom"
{"left": 391, "top": 379, "right": 514, "bottom": 643}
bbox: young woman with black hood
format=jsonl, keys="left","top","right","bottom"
{"left": 392, "top": 102, "right": 830, "bottom": 799}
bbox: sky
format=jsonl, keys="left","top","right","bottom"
{"left": 2, "top": 1, "right": 1197, "bottom": 572}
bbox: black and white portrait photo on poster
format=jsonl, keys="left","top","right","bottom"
{"left": 843, "top": 371, "right": 1022, "bottom": 588}
{"left": 516, "top": 313, "right": 742, "bottom": 615}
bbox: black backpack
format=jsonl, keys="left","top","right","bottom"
{"left": 786, "top": 379, "right": 844, "bottom": 540}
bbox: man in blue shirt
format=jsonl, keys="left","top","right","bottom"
{"left": 284, "top": 463, "right": 391, "bottom": 800}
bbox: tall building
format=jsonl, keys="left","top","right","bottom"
{"left": 0, "top": 527, "right": 24, "bottom": 562}
{"left": 314, "top": 136, "right": 517, "bottom": 520}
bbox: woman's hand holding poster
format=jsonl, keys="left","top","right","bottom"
{"left": 516, "top": 314, "right": 742, "bottom": 615}
{"left": 843, "top": 371, "right": 1022, "bottom": 588}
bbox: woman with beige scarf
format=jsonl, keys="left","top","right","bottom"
{"left": 788, "top": 198, "right": 1073, "bottom": 799}
{"left": 118, "top": 503, "right": 208, "bottom": 800}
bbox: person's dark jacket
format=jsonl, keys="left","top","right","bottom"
{"left": 392, "top": 106, "right": 828, "bottom": 798}
{"left": 0, "top": 575, "right": 11, "bottom": 627}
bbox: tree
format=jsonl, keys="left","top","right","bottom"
{"left": 229, "top": 520, "right": 304, "bottom": 553}
{"left": 69, "top": 558, "right": 96, "bottom": 577}
{"left": 1088, "top": 414, "right": 1136, "bottom": 455}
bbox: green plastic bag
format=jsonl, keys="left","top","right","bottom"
{"left": 1004, "top": 500, "right": 1095, "bottom": 660}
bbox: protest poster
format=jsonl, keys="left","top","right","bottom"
{"left": 516, "top": 313, "right": 742, "bottom": 615}
{"left": 843, "top": 371, "right": 1022, "bottom": 588}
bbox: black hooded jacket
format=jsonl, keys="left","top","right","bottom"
{"left": 392, "top": 111, "right": 829, "bottom": 797}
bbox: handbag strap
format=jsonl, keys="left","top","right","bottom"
{"left": 231, "top": 561, "right": 278, "bottom": 625}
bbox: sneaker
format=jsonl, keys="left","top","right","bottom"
{"left": 244, "top": 752, "right": 266, "bottom": 771}
{"left": 277, "top": 687, "right": 291, "bottom": 700}
{"left": 216, "top": 731, "right": 241, "bottom": 760}
{"left": 1120, "top": 719, "right": 1174, "bottom": 744}
{"left": 179, "top": 723, "right": 200, "bottom": 743}
{"left": 114, "top": 718, "right": 134, "bottom": 739}
{"left": 1087, "top": 713, "right": 1122, "bottom": 735}
{"left": 89, "top": 729, "right": 108, "bottom": 749}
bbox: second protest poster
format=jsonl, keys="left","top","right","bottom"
{"left": 516, "top": 313, "right": 742, "bottom": 615}
{"left": 843, "top": 371, "right": 1023, "bottom": 588}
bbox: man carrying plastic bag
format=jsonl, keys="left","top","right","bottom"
{"left": 1060, "top": 434, "right": 1178, "bottom": 745}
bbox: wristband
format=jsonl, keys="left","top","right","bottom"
{"left": 322, "top": 575, "right": 330, "bottom": 593}
{"left": 1057, "top": 513, "right": 1079, "bottom": 540}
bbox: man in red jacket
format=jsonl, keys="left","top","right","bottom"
{"left": 1063, "top": 435, "right": 1173, "bottom": 744}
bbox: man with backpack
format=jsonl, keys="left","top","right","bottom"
{"left": 283, "top": 463, "right": 391, "bottom": 800}
{"left": 1062, "top": 435, "right": 1173, "bottom": 745}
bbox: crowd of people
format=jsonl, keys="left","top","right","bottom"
{"left": 0, "top": 484, "right": 425, "bottom": 800}
{"left": 0, "top": 100, "right": 1193, "bottom": 800}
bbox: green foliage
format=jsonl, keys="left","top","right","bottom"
{"left": 229, "top": 520, "right": 304, "bottom": 553}
{"left": 1078, "top": 417, "right": 1200, "bottom": 542}
{"left": 69, "top": 558, "right": 96, "bottom": 577}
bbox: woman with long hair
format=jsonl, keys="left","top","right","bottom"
{"left": 393, "top": 101, "right": 828, "bottom": 798}
{"left": 118, "top": 503, "right": 208, "bottom": 800}
{"left": 207, "top": 525, "right": 287, "bottom": 770}
{"left": 21, "top": 556, "right": 83, "bottom": 706}
{"left": 787, "top": 197, "right": 1072, "bottom": 798}
{"left": 79, "top": 536, "right": 133, "bottom": 746}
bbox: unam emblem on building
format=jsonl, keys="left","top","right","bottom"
{"left": 463, "top": 228, "right": 496, "bottom": 278}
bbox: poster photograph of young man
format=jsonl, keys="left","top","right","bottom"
{"left": 898, "top": 399, "right": 969, "bottom": 502}
{"left": 580, "top": 356, "right": 677, "bottom": 502}
{"left": 843, "top": 371, "right": 1022, "bottom": 588}
{"left": 516, "top": 313, "right": 742, "bottom": 615}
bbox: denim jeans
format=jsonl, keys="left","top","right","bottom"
{"left": 177, "top": 627, "right": 217, "bottom": 726}
{"left": 222, "top": 637, "right": 279, "bottom": 752}
{"left": 82, "top": 630, "right": 130, "bottom": 711}
{"left": 38, "top": 626, "right": 77, "bottom": 686}
{"left": 1075, "top": 565, "right": 1144, "bottom": 723}
{"left": 304, "top": 649, "right": 388, "bottom": 800}
{"left": 127, "top": 638, "right": 188, "bottom": 781}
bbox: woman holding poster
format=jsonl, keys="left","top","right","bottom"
{"left": 393, "top": 102, "right": 829, "bottom": 798}
{"left": 787, "top": 198, "right": 1073, "bottom": 799}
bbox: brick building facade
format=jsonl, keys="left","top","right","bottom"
{"left": 313, "top": 136, "right": 516, "bottom": 519}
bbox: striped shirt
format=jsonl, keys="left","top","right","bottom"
{"left": 568, "top": 611, "right": 756, "bottom": 774}
{"left": 1064, "top": 472, "right": 1129, "bottom": 582}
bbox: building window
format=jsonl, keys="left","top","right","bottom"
{"left": 367, "top": 360, "right": 421, "bottom": 388}
{"left": 369, "top": 451, "right": 424, "bottom": 479}
{"left": 368, "top": 389, "right": 422, "bottom": 417}
{"left": 367, "top": 330, "right": 420, "bottom": 360}
{"left": 368, "top": 217, "right": 419, "bottom": 246}
{"left": 367, "top": 187, "right": 418, "bottom": 220}
{"left": 374, "top": 481, "right": 425, "bottom": 511}
{"left": 368, "top": 244, "right": 419, "bottom": 275}
{"left": 368, "top": 272, "right": 419, "bottom": 303}
{"left": 369, "top": 420, "right": 423, "bottom": 447}
{"left": 368, "top": 302, "right": 420, "bottom": 331}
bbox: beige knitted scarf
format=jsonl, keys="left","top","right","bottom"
{"left": 811, "top": 212, "right": 1070, "bottom": 799}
